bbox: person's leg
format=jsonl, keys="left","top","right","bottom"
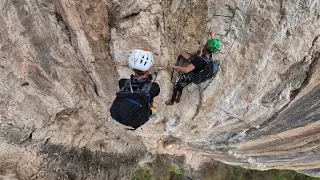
{"left": 175, "top": 88, "right": 182, "bottom": 103}
{"left": 167, "top": 72, "right": 196, "bottom": 105}
{"left": 175, "top": 80, "right": 193, "bottom": 103}
{"left": 166, "top": 82, "right": 182, "bottom": 105}
{"left": 174, "top": 72, "right": 195, "bottom": 103}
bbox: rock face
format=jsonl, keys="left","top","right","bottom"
{"left": 0, "top": 0, "right": 319, "bottom": 179}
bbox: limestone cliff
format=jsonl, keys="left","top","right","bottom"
{"left": 0, "top": 0, "right": 319, "bottom": 179}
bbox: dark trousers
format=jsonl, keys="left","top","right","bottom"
{"left": 169, "top": 73, "right": 194, "bottom": 103}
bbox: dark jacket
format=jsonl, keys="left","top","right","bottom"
{"left": 118, "top": 74, "right": 160, "bottom": 102}
{"left": 189, "top": 55, "right": 209, "bottom": 74}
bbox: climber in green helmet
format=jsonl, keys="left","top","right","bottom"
{"left": 165, "top": 31, "right": 221, "bottom": 105}
{"left": 207, "top": 38, "right": 221, "bottom": 54}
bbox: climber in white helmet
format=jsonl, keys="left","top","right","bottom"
{"left": 120, "top": 49, "right": 160, "bottom": 102}
{"left": 110, "top": 49, "right": 160, "bottom": 130}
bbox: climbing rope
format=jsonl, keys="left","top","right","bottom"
{"left": 191, "top": 0, "right": 254, "bottom": 120}
{"left": 202, "top": 0, "right": 253, "bottom": 90}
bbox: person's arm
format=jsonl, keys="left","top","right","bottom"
{"left": 152, "top": 82, "right": 160, "bottom": 97}
{"left": 210, "top": 31, "right": 215, "bottom": 39}
{"left": 171, "top": 63, "right": 195, "bottom": 74}
{"left": 118, "top": 79, "right": 127, "bottom": 89}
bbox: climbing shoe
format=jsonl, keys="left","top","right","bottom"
{"left": 165, "top": 100, "right": 174, "bottom": 106}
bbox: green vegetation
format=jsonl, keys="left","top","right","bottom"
{"left": 199, "top": 161, "right": 320, "bottom": 180}
{"left": 131, "top": 164, "right": 183, "bottom": 180}
{"left": 167, "top": 165, "right": 183, "bottom": 180}
{"left": 272, "top": 170, "right": 319, "bottom": 180}
{"left": 131, "top": 165, "right": 153, "bottom": 180}
{"left": 131, "top": 155, "right": 320, "bottom": 180}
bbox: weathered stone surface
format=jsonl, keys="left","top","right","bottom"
{"left": 0, "top": 0, "right": 319, "bottom": 179}
{"left": 0, "top": 0, "right": 145, "bottom": 179}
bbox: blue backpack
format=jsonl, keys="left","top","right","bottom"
{"left": 192, "top": 56, "right": 220, "bottom": 84}
{"left": 110, "top": 80, "right": 152, "bottom": 130}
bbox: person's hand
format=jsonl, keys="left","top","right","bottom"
{"left": 209, "top": 31, "right": 215, "bottom": 38}
{"left": 170, "top": 64, "right": 178, "bottom": 69}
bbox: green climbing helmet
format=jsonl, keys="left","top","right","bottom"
{"left": 207, "top": 38, "right": 221, "bottom": 53}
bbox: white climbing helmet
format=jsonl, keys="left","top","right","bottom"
{"left": 128, "top": 49, "right": 154, "bottom": 71}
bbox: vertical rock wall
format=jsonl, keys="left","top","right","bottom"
{"left": 0, "top": 0, "right": 146, "bottom": 179}
{"left": 0, "top": 0, "right": 319, "bottom": 178}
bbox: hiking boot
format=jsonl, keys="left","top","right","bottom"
{"left": 165, "top": 100, "right": 174, "bottom": 106}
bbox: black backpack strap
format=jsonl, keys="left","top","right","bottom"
{"left": 213, "top": 59, "right": 220, "bottom": 65}
{"left": 141, "top": 82, "right": 152, "bottom": 104}
{"left": 199, "top": 56, "right": 211, "bottom": 64}
{"left": 128, "top": 79, "right": 133, "bottom": 93}
{"left": 141, "top": 82, "right": 152, "bottom": 94}
{"left": 121, "top": 79, "right": 136, "bottom": 93}
{"left": 121, "top": 79, "right": 130, "bottom": 91}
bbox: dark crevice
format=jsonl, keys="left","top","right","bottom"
{"left": 54, "top": 11, "right": 72, "bottom": 44}
{"left": 85, "top": 71, "right": 100, "bottom": 97}
{"left": 191, "top": 85, "right": 203, "bottom": 120}
{"left": 290, "top": 57, "right": 319, "bottom": 99}
{"left": 121, "top": 12, "right": 141, "bottom": 21}
{"left": 162, "top": 135, "right": 181, "bottom": 148}
{"left": 93, "top": 83, "right": 99, "bottom": 97}
{"left": 28, "top": 131, "right": 33, "bottom": 140}
{"left": 53, "top": 5, "right": 101, "bottom": 98}
{"left": 19, "top": 129, "right": 35, "bottom": 144}
{"left": 155, "top": 16, "right": 161, "bottom": 29}
{"left": 286, "top": 30, "right": 292, "bottom": 37}
{"left": 44, "top": 138, "right": 50, "bottom": 145}
{"left": 225, "top": 4, "right": 237, "bottom": 17}
{"left": 76, "top": 59, "right": 101, "bottom": 97}
{"left": 162, "top": 11, "right": 166, "bottom": 31}
{"left": 279, "top": 0, "right": 286, "bottom": 18}
{"left": 279, "top": 0, "right": 284, "bottom": 10}
{"left": 54, "top": 108, "right": 76, "bottom": 121}
{"left": 212, "top": 14, "right": 234, "bottom": 18}
{"left": 107, "top": 2, "right": 120, "bottom": 28}
{"left": 21, "top": 82, "right": 29, "bottom": 86}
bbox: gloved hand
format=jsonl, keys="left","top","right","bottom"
{"left": 151, "top": 102, "right": 157, "bottom": 114}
